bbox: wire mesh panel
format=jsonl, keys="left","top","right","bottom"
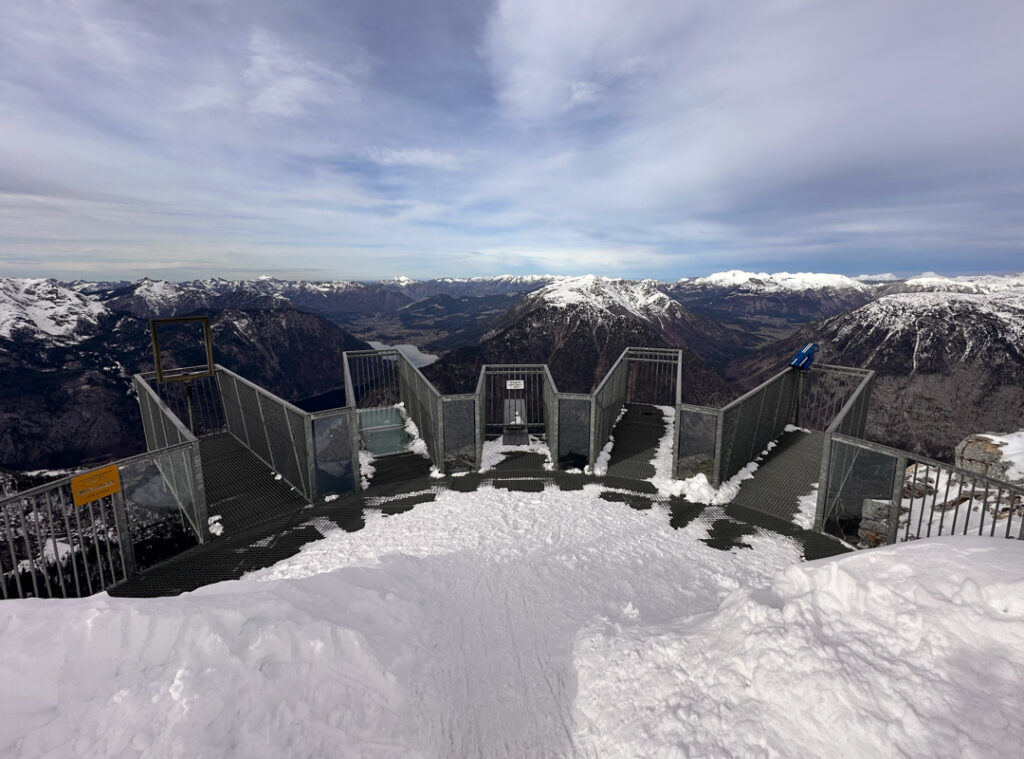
{"left": 312, "top": 410, "right": 356, "bottom": 497}
{"left": 798, "top": 365, "right": 872, "bottom": 433}
{"left": 345, "top": 350, "right": 402, "bottom": 409}
{"left": 715, "top": 368, "right": 798, "bottom": 485}
{"left": 591, "top": 354, "right": 630, "bottom": 463}
{"left": 118, "top": 445, "right": 200, "bottom": 572}
{"left": 676, "top": 405, "right": 718, "bottom": 480}
{"left": 557, "top": 396, "right": 591, "bottom": 470}
{"left": 443, "top": 397, "right": 478, "bottom": 471}
{"left": 397, "top": 357, "right": 442, "bottom": 468}
{"left": 819, "top": 437, "right": 900, "bottom": 538}
{"left": 218, "top": 371, "right": 249, "bottom": 448}
{"left": 259, "top": 394, "right": 308, "bottom": 495}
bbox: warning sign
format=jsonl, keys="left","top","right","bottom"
{"left": 71, "top": 465, "right": 122, "bottom": 507}
{"left": 505, "top": 379, "right": 525, "bottom": 390}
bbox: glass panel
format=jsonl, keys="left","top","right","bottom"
{"left": 313, "top": 413, "right": 354, "bottom": 496}
{"left": 677, "top": 409, "right": 717, "bottom": 480}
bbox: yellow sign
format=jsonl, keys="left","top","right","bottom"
{"left": 71, "top": 465, "right": 122, "bottom": 507}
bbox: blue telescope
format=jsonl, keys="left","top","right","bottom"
{"left": 789, "top": 342, "right": 818, "bottom": 370}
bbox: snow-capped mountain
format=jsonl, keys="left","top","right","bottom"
{"left": 376, "top": 274, "right": 560, "bottom": 300}
{"left": 0, "top": 279, "right": 372, "bottom": 470}
{"left": 424, "top": 275, "right": 737, "bottom": 403}
{"left": 683, "top": 270, "right": 871, "bottom": 293}
{"left": 666, "top": 270, "right": 878, "bottom": 348}
{"left": 730, "top": 287, "right": 1024, "bottom": 459}
{"left": 886, "top": 272, "right": 1024, "bottom": 295}
{"left": 0, "top": 278, "right": 107, "bottom": 343}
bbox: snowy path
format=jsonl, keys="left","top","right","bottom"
{"left": 3, "top": 484, "right": 1022, "bottom": 758}
{"left": 249, "top": 484, "right": 802, "bottom": 757}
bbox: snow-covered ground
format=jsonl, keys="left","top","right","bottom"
{"left": 367, "top": 341, "right": 439, "bottom": 368}
{"left": 480, "top": 435, "right": 554, "bottom": 471}
{"left": 2, "top": 483, "right": 1021, "bottom": 759}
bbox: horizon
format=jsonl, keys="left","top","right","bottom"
{"left": 4, "top": 268, "right": 1024, "bottom": 287}
{"left": 2, "top": 1, "right": 1023, "bottom": 281}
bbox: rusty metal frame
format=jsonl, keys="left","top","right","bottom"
{"left": 149, "top": 316, "right": 215, "bottom": 383}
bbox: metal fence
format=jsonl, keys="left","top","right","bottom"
{"left": 443, "top": 395, "right": 479, "bottom": 471}
{"left": 217, "top": 366, "right": 313, "bottom": 501}
{"left": 797, "top": 364, "right": 871, "bottom": 433}
{"left": 590, "top": 352, "right": 631, "bottom": 464}
{"left": 134, "top": 374, "right": 208, "bottom": 538}
{"left": 344, "top": 349, "right": 401, "bottom": 409}
{"left": 817, "top": 433, "right": 1024, "bottom": 543}
{"left": 676, "top": 404, "right": 719, "bottom": 480}
{"left": 397, "top": 355, "right": 444, "bottom": 470}
{"left": 479, "top": 365, "right": 550, "bottom": 437}
{"left": 0, "top": 443, "right": 201, "bottom": 599}
{"left": 713, "top": 367, "right": 799, "bottom": 485}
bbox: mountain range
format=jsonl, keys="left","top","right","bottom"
{"left": 2, "top": 270, "right": 1022, "bottom": 473}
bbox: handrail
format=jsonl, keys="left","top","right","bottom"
{"left": 824, "top": 369, "right": 875, "bottom": 434}
{"left": 0, "top": 442, "right": 195, "bottom": 506}
{"left": 719, "top": 366, "right": 794, "bottom": 413}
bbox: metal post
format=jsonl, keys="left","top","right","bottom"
{"left": 111, "top": 488, "right": 136, "bottom": 580}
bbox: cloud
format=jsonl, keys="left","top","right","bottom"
{"left": 0, "top": 0, "right": 1022, "bottom": 280}
{"left": 245, "top": 27, "right": 359, "bottom": 117}
{"left": 367, "top": 148, "right": 460, "bottom": 170}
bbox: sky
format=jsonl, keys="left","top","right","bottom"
{"left": 1, "top": 0, "right": 1022, "bottom": 282}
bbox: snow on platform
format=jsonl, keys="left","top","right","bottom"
{"left": 2, "top": 475, "right": 1021, "bottom": 757}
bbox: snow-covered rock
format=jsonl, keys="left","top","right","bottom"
{"left": 0, "top": 278, "right": 107, "bottom": 343}
{"left": 957, "top": 431, "right": 1024, "bottom": 483}
{"left": 527, "top": 275, "right": 681, "bottom": 321}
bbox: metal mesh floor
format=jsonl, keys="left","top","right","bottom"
{"left": 729, "top": 431, "right": 824, "bottom": 522}
{"left": 199, "top": 433, "right": 310, "bottom": 533}
{"left": 110, "top": 465, "right": 850, "bottom": 599}
{"left": 605, "top": 404, "right": 666, "bottom": 480}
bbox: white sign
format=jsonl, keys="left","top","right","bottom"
{"left": 505, "top": 379, "right": 525, "bottom": 390}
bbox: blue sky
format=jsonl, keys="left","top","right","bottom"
{"left": 1, "top": 0, "right": 1022, "bottom": 282}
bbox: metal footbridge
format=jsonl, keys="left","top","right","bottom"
{"left": 3, "top": 343, "right": 1022, "bottom": 601}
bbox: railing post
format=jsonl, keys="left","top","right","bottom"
{"left": 111, "top": 488, "right": 136, "bottom": 579}
{"left": 888, "top": 454, "right": 907, "bottom": 544}
{"left": 813, "top": 432, "right": 832, "bottom": 532}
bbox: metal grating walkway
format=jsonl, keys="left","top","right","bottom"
{"left": 199, "top": 433, "right": 310, "bottom": 534}
{"left": 605, "top": 403, "right": 667, "bottom": 480}
{"left": 729, "top": 430, "right": 824, "bottom": 522}
{"left": 109, "top": 467, "right": 849, "bottom": 599}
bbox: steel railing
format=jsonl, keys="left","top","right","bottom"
{"left": 134, "top": 372, "right": 209, "bottom": 539}
{"left": 818, "top": 433, "right": 1024, "bottom": 543}
{"left": 216, "top": 366, "right": 314, "bottom": 501}
{"left": 1, "top": 443, "right": 200, "bottom": 599}
{"left": 712, "top": 367, "right": 799, "bottom": 485}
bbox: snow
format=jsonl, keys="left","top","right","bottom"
{"left": 207, "top": 515, "right": 223, "bottom": 537}
{"left": 367, "top": 341, "right": 439, "bottom": 368}
{"left": 0, "top": 278, "right": 106, "bottom": 341}
{"left": 3, "top": 482, "right": 1021, "bottom": 758}
{"left": 692, "top": 270, "right": 869, "bottom": 292}
{"left": 834, "top": 290, "right": 1024, "bottom": 353}
{"left": 902, "top": 272, "right": 1024, "bottom": 294}
{"left": 479, "top": 435, "right": 554, "bottom": 471}
{"left": 795, "top": 482, "right": 819, "bottom": 529}
{"left": 529, "top": 275, "right": 679, "bottom": 320}
{"left": 402, "top": 414, "right": 430, "bottom": 459}
{"left": 573, "top": 537, "right": 1024, "bottom": 759}
{"left": 979, "top": 430, "right": 1024, "bottom": 482}
{"left": 358, "top": 449, "right": 376, "bottom": 490}
{"left": 854, "top": 272, "right": 900, "bottom": 282}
